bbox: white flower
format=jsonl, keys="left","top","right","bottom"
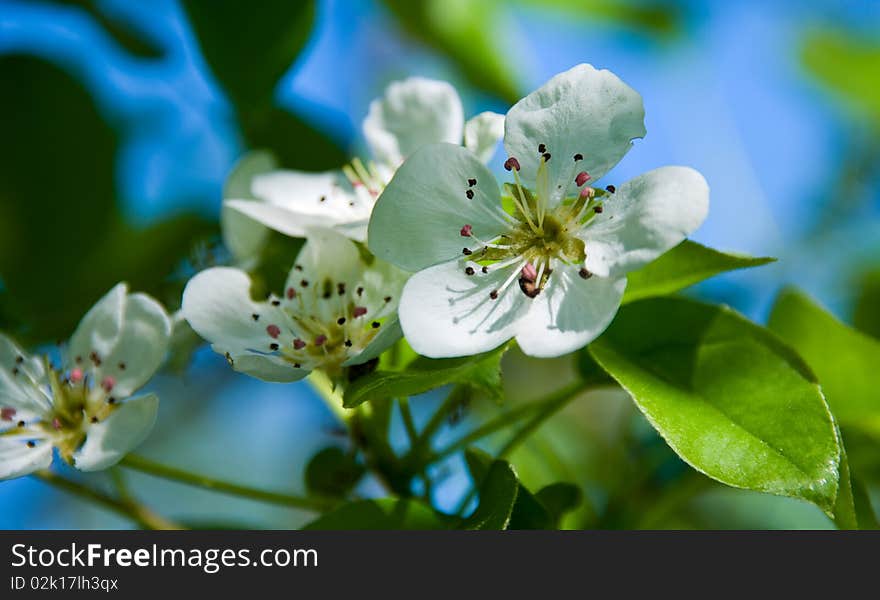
{"left": 182, "top": 228, "right": 406, "bottom": 382}
{"left": 368, "top": 64, "right": 709, "bottom": 358}
{"left": 0, "top": 284, "right": 171, "bottom": 480}
{"left": 224, "top": 77, "right": 505, "bottom": 244}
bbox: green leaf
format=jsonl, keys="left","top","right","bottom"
{"left": 304, "top": 447, "right": 366, "bottom": 498}
{"left": 515, "top": 0, "right": 682, "bottom": 36}
{"left": 768, "top": 289, "right": 880, "bottom": 435}
{"left": 589, "top": 297, "right": 841, "bottom": 515}
{"left": 534, "top": 483, "right": 582, "bottom": 528}
{"left": 460, "top": 458, "right": 519, "bottom": 530}
{"left": 853, "top": 269, "right": 880, "bottom": 340}
{"left": 182, "top": 0, "right": 315, "bottom": 108}
{"left": 802, "top": 30, "right": 880, "bottom": 121}
{"left": 622, "top": 240, "right": 775, "bottom": 304}
{"left": 342, "top": 344, "right": 508, "bottom": 408}
{"left": 303, "top": 498, "right": 447, "bottom": 530}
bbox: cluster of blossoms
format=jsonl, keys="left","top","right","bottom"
{"left": 0, "top": 65, "right": 708, "bottom": 481}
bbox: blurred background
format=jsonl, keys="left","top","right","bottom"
{"left": 1, "top": 0, "right": 878, "bottom": 529}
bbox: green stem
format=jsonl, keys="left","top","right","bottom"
{"left": 120, "top": 454, "right": 331, "bottom": 512}
{"left": 403, "top": 385, "right": 469, "bottom": 465}
{"left": 398, "top": 397, "right": 419, "bottom": 445}
{"left": 497, "top": 380, "right": 590, "bottom": 458}
{"left": 33, "top": 470, "right": 181, "bottom": 530}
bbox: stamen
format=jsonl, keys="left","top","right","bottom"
{"left": 69, "top": 368, "right": 84, "bottom": 384}
{"left": 579, "top": 267, "right": 593, "bottom": 280}
{"left": 266, "top": 325, "right": 281, "bottom": 339}
{"left": 467, "top": 178, "right": 477, "bottom": 187}
{"left": 503, "top": 157, "right": 521, "bottom": 171}
{"left": 538, "top": 143, "right": 546, "bottom": 153}
{"left": 0, "top": 407, "right": 15, "bottom": 421}
{"left": 521, "top": 262, "right": 537, "bottom": 282}
{"left": 575, "top": 172, "right": 591, "bottom": 187}
{"left": 314, "top": 335, "right": 327, "bottom": 347}
{"left": 353, "top": 306, "right": 368, "bottom": 318}
{"left": 460, "top": 224, "right": 472, "bottom": 237}
{"left": 465, "top": 267, "right": 475, "bottom": 276}
{"left": 270, "top": 343, "right": 279, "bottom": 351}
{"left": 371, "top": 321, "right": 381, "bottom": 329}
{"left": 293, "top": 339, "right": 306, "bottom": 350}
{"left": 252, "top": 313, "right": 260, "bottom": 321}
{"left": 465, "top": 189, "right": 474, "bottom": 200}
{"left": 287, "top": 287, "right": 296, "bottom": 299}
{"left": 605, "top": 185, "right": 616, "bottom": 194}
{"left": 101, "top": 376, "right": 115, "bottom": 393}
{"left": 573, "top": 153, "right": 583, "bottom": 161}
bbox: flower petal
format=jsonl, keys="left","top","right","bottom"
{"left": 221, "top": 151, "right": 276, "bottom": 267}
{"left": 0, "top": 437, "right": 53, "bottom": 480}
{"left": 73, "top": 393, "right": 158, "bottom": 471}
{"left": 363, "top": 77, "right": 465, "bottom": 169}
{"left": 69, "top": 285, "right": 171, "bottom": 397}
{"left": 504, "top": 64, "right": 646, "bottom": 198}
{"left": 465, "top": 111, "right": 505, "bottom": 163}
{"left": 231, "top": 355, "right": 309, "bottom": 383}
{"left": 582, "top": 166, "right": 709, "bottom": 277}
{"left": 0, "top": 334, "right": 51, "bottom": 415}
{"left": 516, "top": 268, "right": 626, "bottom": 357}
{"left": 70, "top": 286, "right": 171, "bottom": 398}
{"left": 398, "top": 259, "right": 530, "bottom": 358}
{"left": 368, "top": 143, "right": 510, "bottom": 272}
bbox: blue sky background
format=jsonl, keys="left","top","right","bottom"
{"left": 0, "top": 0, "right": 877, "bottom": 528}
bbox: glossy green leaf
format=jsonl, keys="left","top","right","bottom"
{"left": 465, "top": 448, "right": 552, "bottom": 529}
{"left": 589, "top": 297, "right": 841, "bottom": 514}
{"left": 622, "top": 240, "right": 775, "bottom": 304}
{"left": 304, "top": 447, "right": 366, "bottom": 498}
{"left": 460, "top": 459, "right": 519, "bottom": 530}
{"left": 343, "top": 345, "right": 508, "bottom": 408}
{"left": 303, "top": 498, "right": 447, "bottom": 530}
{"left": 516, "top": 0, "right": 682, "bottom": 36}
{"left": 768, "top": 289, "right": 880, "bottom": 435}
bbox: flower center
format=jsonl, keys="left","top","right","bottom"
{"left": 459, "top": 147, "right": 613, "bottom": 299}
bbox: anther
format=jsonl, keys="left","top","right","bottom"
{"left": 344, "top": 340, "right": 353, "bottom": 347}
{"left": 462, "top": 248, "right": 473, "bottom": 256}
{"left": 460, "top": 224, "right": 473, "bottom": 237}
{"left": 293, "top": 363, "right": 301, "bottom": 368}
{"left": 337, "top": 282, "right": 346, "bottom": 296}
{"left": 489, "top": 290, "right": 499, "bottom": 300}
{"left": 356, "top": 287, "right": 364, "bottom": 296}
{"left": 605, "top": 185, "right": 616, "bottom": 193}
{"left": 573, "top": 153, "right": 583, "bottom": 161}
{"left": 337, "top": 317, "right": 346, "bottom": 325}
{"left": 27, "top": 440, "right": 36, "bottom": 447}
{"left": 252, "top": 313, "right": 260, "bottom": 321}
{"left": 465, "top": 189, "right": 474, "bottom": 199}
{"left": 504, "top": 157, "right": 521, "bottom": 171}
{"left": 383, "top": 296, "right": 392, "bottom": 303}
{"left": 90, "top": 417, "right": 98, "bottom": 424}
{"left": 372, "top": 321, "right": 381, "bottom": 329}
{"left": 17, "top": 420, "right": 25, "bottom": 428}
{"left": 69, "top": 368, "right": 84, "bottom": 384}
{"left": 314, "top": 335, "right": 327, "bottom": 346}
{"left": 270, "top": 343, "right": 279, "bottom": 351}
{"left": 575, "top": 172, "right": 591, "bottom": 186}
{"left": 108, "top": 397, "right": 116, "bottom": 405}
{"left": 266, "top": 325, "right": 281, "bottom": 339}
{"left": 11, "top": 367, "right": 19, "bottom": 376}
{"left": 467, "top": 178, "right": 477, "bottom": 187}
{"left": 271, "top": 300, "right": 281, "bottom": 306}
{"left": 294, "top": 265, "right": 303, "bottom": 271}
{"left": 593, "top": 205, "right": 604, "bottom": 214}
{"left": 89, "top": 351, "right": 101, "bottom": 366}
{"left": 52, "top": 417, "right": 62, "bottom": 430}
{"left": 538, "top": 143, "right": 546, "bottom": 153}
{"left": 118, "top": 362, "right": 126, "bottom": 370}
{"left": 481, "top": 266, "right": 489, "bottom": 274}
{"left": 542, "top": 153, "right": 551, "bottom": 162}
{"left": 353, "top": 306, "right": 368, "bottom": 318}
{"left": 521, "top": 263, "right": 537, "bottom": 282}
{"left": 15, "top": 356, "right": 23, "bottom": 364}
{"left": 465, "top": 267, "right": 475, "bottom": 276}
{"left": 319, "top": 195, "right": 326, "bottom": 203}
{"left": 293, "top": 339, "right": 306, "bottom": 350}
{"left": 300, "top": 279, "right": 309, "bottom": 287}
{"left": 287, "top": 287, "right": 296, "bottom": 299}
{"left": 0, "top": 407, "right": 15, "bottom": 421}
{"left": 578, "top": 268, "right": 593, "bottom": 280}
{"left": 579, "top": 186, "right": 595, "bottom": 199}
{"left": 101, "top": 376, "right": 115, "bottom": 393}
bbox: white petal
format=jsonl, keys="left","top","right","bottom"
{"left": 292, "top": 227, "right": 364, "bottom": 290}
{"left": 583, "top": 166, "right": 709, "bottom": 277}
{"left": 73, "top": 393, "right": 158, "bottom": 471}
{"left": 464, "top": 111, "right": 505, "bottom": 163}
{"left": 230, "top": 354, "right": 309, "bottom": 383}
{"left": 182, "top": 267, "right": 305, "bottom": 382}
{"left": 227, "top": 200, "right": 353, "bottom": 241}
{"left": 399, "top": 259, "right": 530, "bottom": 358}
{"left": 516, "top": 268, "right": 626, "bottom": 358}
{"left": 0, "top": 334, "right": 51, "bottom": 415}
{"left": 70, "top": 286, "right": 171, "bottom": 398}
{"left": 221, "top": 151, "right": 277, "bottom": 266}
{"left": 182, "top": 267, "right": 275, "bottom": 356}
{"left": 0, "top": 437, "right": 53, "bottom": 480}
{"left": 368, "top": 143, "right": 510, "bottom": 272}
{"left": 363, "top": 77, "right": 465, "bottom": 169}
{"left": 504, "top": 64, "right": 646, "bottom": 198}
